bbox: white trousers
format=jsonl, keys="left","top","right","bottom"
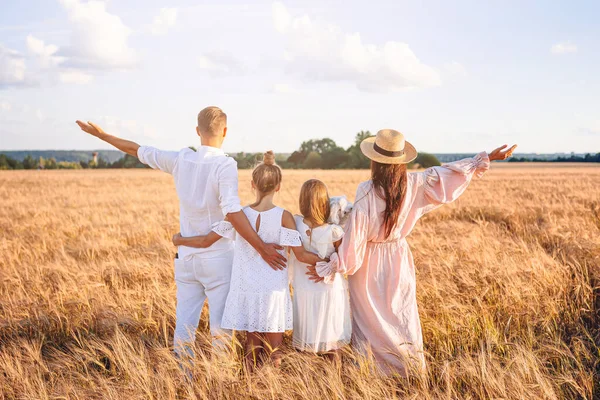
{"left": 173, "top": 252, "right": 233, "bottom": 357}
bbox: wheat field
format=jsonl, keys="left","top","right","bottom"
{"left": 0, "top": 164, "right": 599, "bottom": 399}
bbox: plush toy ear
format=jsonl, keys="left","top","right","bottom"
{"left": 329, "top": 202, "right": 341, "bottom": 224}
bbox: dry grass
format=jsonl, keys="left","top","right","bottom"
{"left": 0, "top": 164, "right": 599, "bottom": 399}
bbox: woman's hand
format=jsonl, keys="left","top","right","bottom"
{"left": 306, "top": 265, "right": 325, "bottom": 283}
{"left": 489, "top": 144, "right": 517, "bottom": 161}
{"left": 172, "top": 232, "right": 182, "bottom": 246}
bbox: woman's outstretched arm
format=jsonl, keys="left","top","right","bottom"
{"left": 418, "top": 144, "right": 516, "bottom": 215}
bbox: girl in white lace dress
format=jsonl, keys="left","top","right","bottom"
{"left": 290, "top": 179, "right": 352, "bottom": 355}
{"left": 177, "top": 152, "right": 323, "bottom": 369}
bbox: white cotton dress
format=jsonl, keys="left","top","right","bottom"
{"left": 216, "top": 206, "right": 302, "bottom": 333}
{"left": 289, "top": 216, "right": 352, "bottom": 352}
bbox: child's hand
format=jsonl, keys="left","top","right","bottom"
{"left": 306, "top": 265, "right": 325, "bottom": 283}
{"left": 172, "top": 232, "right": 182, "bottom": 246}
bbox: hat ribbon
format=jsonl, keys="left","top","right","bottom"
{"left": 374, "top": 142, "right": 405, "bottom": 157}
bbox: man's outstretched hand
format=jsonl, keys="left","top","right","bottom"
{"left": 489, "top": 144, "right": 517, "bottom": 161}
{"left": 260, "top": 243, "right": 287, "bottom": 271}
{"left": 76, "top": 120, "right": 105, "bottom": 138}
{"left": 74, "top": 120, "right": 140, "bottom": 156}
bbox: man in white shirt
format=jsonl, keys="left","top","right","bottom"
{"left": 75, "top": 106, "right": 286, "bottom": 357}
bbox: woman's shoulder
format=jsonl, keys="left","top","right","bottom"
{"left": 357, "top": 180, "right": 373, "bottom": 191}
{"left": 354, "top": 180, "right": 373, "bottom": 204}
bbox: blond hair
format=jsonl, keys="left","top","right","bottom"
{"left": 251, "top": 151, "right": 282, "bottom": 206}
{"left": 299, "top": 179, "right": 330, "bottom": 227}
{"left": 197, "top": 106, "right": 227, "bottom": 136}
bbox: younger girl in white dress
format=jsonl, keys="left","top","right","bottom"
{"left": 178, "top": 152, "right": 323, "bottom": 369}
{"left": 290, "top": 179, "right": 352, "bottom": 354}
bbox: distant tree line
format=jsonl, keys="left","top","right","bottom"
{"left": 234, "top": 131, "right": 442, "bottom": 169}
{"left": 0, "top": 154, "right": 146, "bottom": 170}
{"left": 508, "top": 153, "right": 600, "bottom": 163}
{"left": 0, "top": 132, "right": 442, "bottom": 171}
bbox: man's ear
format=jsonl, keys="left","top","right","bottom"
{"left": 275, "top": 183, "right": 281, "bottom": 192}
{"left": 223, "top": 126, "right": 228, "bottom": 138}
{"left": 196, "top": 126, "right": 201, "bottom": 137}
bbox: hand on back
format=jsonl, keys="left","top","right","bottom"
{"left": 260, "top": 243, "right": 287, "bottom": 271}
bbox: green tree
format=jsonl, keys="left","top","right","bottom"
{"left": 97, "top": 157, "right": 110, "bottom": 168}
{"left": 43, "top": 157, "right": 58, "bottom": 170}
{"left": 299, "top": 138, "right": 339, "bottom": 154}
{"left": 0, "top": 154, "right": 10, "bottom": 170}
{"left": 287, "top": 150, "right": 306, "bottom": 165}
{"left": 22, "top": 155, "right": 37, "bottom": 169}
{"left": 411, "top": 153, "right": 440, "bottom": 168}
{"left": 345, "top": 130, "right": 373, "bottom": 169}
{"left": 303, "top": 151, "right": 322, "bottom": 169}
{"left": 234, "top": 152, "right": 262, "bottom": 169}
{"left": 321, "top": 147, "right": 349, "bottom": 169}
{"left": 110, "top": 154, "right": 146, "bottom": 168}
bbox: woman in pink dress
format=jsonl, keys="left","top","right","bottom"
{"left": 312, "top": 129, "right": 516, "bottom": 375}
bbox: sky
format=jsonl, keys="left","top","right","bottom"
{"left": 0, "top": 0, "right": 599, "bottom": 154}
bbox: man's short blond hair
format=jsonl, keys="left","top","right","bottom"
{"left": 197, "top": 106, "right": 227, "bottom": 136}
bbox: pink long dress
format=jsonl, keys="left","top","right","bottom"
{"left": 318, "top": 152, "right": 490, "bottom": 375}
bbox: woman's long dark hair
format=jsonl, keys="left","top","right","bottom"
{"left": 371, "top": 161, "right": 408, "bottom": 239}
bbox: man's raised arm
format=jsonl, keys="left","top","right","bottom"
{"left": 76, "top": 120, "right": 178, "bottom": 173}
{"left": 76, "top": 121, "right": 140, "bottom": 156}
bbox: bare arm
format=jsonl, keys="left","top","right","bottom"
{"left": 227, "top": 211, "right": 287, "bottom": 270}
{"left": 281, "top": 210, "right": 324, "bottom": 265}
{"left": 172, "top": 232, "right": 222, "bottom": 248}
{"left": 292, "top": 246, "right": 324, "bottom": 265}
{"left": 76, "top": 121, "right": 140, "bottom": 157}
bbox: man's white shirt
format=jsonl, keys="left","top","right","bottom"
{"left": 138, "top": 145, "right": 242, "bottom": 259}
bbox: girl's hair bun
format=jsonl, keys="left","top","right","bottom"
{"left": 263, "top": 150, "right": 276, "bottom": 166}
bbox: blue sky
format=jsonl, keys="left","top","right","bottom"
{"left": 0, "top": 0, "right": 598, "bottom": 154}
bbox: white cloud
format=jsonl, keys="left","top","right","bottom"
{"left": 198, "top": 51, "right": 246, "bottom": 76}
{"left": 98, "top": 116, "right": 159, "bottom": 139}
{"left": 59, "top": 69, "right": 94, "bottom": 84}
{"left": 272, "top": 2, "right": 291, "bottom": 33}
{"left": 59, "top": 0, "right": 137, "bottom": 69}
{"left": 26, "top": 35, "right": 64, "bottom": 68}
{"left": 551, "top": 41, "right": 577, "bottom": 55}
{"left": 0, "top": 45, "right": 27, "bottom": 86}
{"left": 151, "top": 8, "right": 178, "bottom": 35}
{"left": 271, "top": 2, "right": 441, "bottom": 92}
{"left": 271, "top": 83, "right": 298, "bottom": 94}
{"left": 443, "top": 61, "right": 467, "bottom": 77}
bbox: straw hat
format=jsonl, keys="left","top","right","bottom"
{"left": 360, "top": 129, "right": 417, "bottom": 164}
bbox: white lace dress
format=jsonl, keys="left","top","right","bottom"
{"left": 215, "top": 206, "right": 301, "bottom": 333}
{"left": 289, "top": 216, "right": 352, "bottom": 352}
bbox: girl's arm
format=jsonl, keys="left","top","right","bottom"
{"left": 172, "top": 231, "right": 222, "bottom": 248}
{"left": 281, "top": 210, "right": 325, "bottom": 265}
{"left": 292, "top": 245, "right": 324, "bottom": 265}
{"left": 333, "top": 239, "right": 342, "bottom": 251}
